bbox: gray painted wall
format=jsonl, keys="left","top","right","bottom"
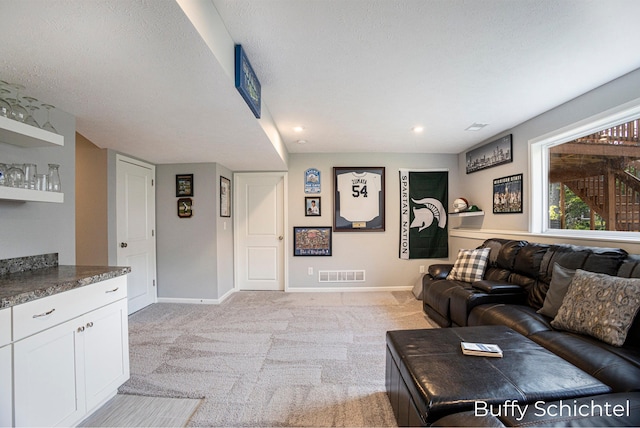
{"left": 0, "top": 110, "right": 76, "bottom": 264}
{"left": 458, "top": 68, "right": 640, "bottom": 235}
{"left": 156, "top": 163, "right": 233, "bottom": 300}
{"left": 287, "top": 153, "right": 459, "bottom": 289}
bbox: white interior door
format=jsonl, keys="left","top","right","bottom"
{"left": 235, "top": 172, "right": 286, "bottom": 291}
{"left": 116, "top": 155, "right": 157, "bottom": 313}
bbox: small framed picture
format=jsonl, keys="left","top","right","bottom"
{"left": 305, "top": 197, "right": 321, "bottom": 216}
{"left": 493, "top": 174, "right": 523, "bottom": 214}
{"left": 176, "top": 174, "right": 194, "bottom": 197}
{"left": 178, "top": 198, "right": 193, "bottom": 218}
{"left": 220, "top": 176, "right": 231, "bottom": 217}
{"left": 293, "top": 226, "right": 332, "bottom": 256}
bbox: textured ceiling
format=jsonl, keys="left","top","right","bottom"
{"left": 2, "top": 0, "right": 640, "bottom": 170}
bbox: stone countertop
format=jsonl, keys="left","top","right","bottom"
{"left": 0, "top": 265, "right": 131, "bottom": 309}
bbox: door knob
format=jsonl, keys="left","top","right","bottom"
{"left": 278, "top": 236, "right": 284, "bottom": 241}
{"left": 120, "top": 242, "right": 128, "bottom": 248}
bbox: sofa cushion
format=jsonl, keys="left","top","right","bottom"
{"left": 531, "top": 244, "right": 626, "bottom": 310}
{"left": 537, "top": 263, "right": 576, "bottom": 318}
{"left": 551, "top": 270, "right": 640, "bottom": 347}
{"left": 468, "top": 304, "right": 553, "bottom": 337}
{"left": 530, "top": 330, "right": 640, "bottom": 392}
{"left": 446, "top": 248, "right": 491, "bottom": 283}
{"left": 512, "top": 243, "right": 548, "bottom": 278}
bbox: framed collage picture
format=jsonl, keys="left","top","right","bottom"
{"left": 293, "top": 226, "right": 332, "bottom": 256}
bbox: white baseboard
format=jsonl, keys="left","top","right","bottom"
{"left": 156, "top": 286, "right": 414, "bottom": 304}
{"left": 286, "top": 286, "right": 413, "bottom": 293}
{"left": 157, "top": 288, "right": 235, "bottom": 305}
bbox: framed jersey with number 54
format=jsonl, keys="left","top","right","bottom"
{"left": 333, "top": 166, "right": 385, "bottom": 232}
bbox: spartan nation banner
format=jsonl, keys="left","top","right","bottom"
{"left": 399, "top": 169, "right": 448, "bottom": 259}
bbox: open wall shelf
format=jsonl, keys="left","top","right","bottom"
{"left": 448, "top": 211, "right": 485, "bottom": 217}
{"left": 0, "top": 116, "right": 64, "bottom": 148}
{"left": 0, "top": 187, "right": 64, "bottom": 203}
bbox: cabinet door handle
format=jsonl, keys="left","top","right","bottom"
{"left": 77, "top": 326, "right": 85, "bottom": 333}
{"left": 120, "top": 242, "right": 128, "bottom": 248}
{"left": 105, "top": 287, "right": 119, "bottom": 293}
{"left": 32, "top": 308, "right": 56, "bottom": 318}
{"left": 86, "top": 322, "right": 94, "bottom": 328}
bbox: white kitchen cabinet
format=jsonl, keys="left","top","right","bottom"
{"left": 12, "top": 277, "right": 129, "bottom": 427}
{"left": 83, "top": 298, "right": 129, "bottom": 411}
{"left": 0, "top": 308, "right": 11, "bottom": 427}
{"left": 13, "top": 316, "right": 83, "bottom": 427}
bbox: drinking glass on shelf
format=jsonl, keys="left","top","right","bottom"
{"left": 47, "top": 164, "right": 61, "bottom": 192}
{"left": 23, "top": 163, "right": 37, "bottom": 189}
{"left": 0, "top": 163, "right": 7, "bottom": 186}
{"left": 22, "top": 96, "right": 40, "bottom": 128}
{"left": 8, "top": 84, "right": 28, "bottom": 122}
{"left": 7, "top": 164, "right": 25, "bottom": 188}
{"left": 0, "top": 88, "right": 11, "bottom": 118}
{"left": 35, "top": 173, "right": 48, "bottom": 191}
{"left": 41, "top": 104, "right": 57, "bottom": 133}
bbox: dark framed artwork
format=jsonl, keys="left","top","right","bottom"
{"left": 305, "top": 196, "right": 321, "bottom": 216}
{"left": 466, "top": 134, "right": 513, "bottom": 174}
{"left": 493, "top": 174, "right": 523, "bottom": 214}
{"left": 293, "top": 226, "right": 332, "bottom": 256}
{"left": 176, "top": 174, "right": 194, "bottom": 197}
{"left": 234, "top": 44, "right": 261, "bottom": 118}
{"left": 220, "top": 176, "right": 231, "bottom": 217}
{"left": 334, "top": 167, "right": 385, "bottom": 232}
{"left": 178, "top": 198, "right": 193, "bottom": 218}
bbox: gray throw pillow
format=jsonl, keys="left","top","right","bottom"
{"left": 551, "top": 269, "right": 640, "bottom": 347}
{"left": 537, "top": 263, "right": 576, "bottom": 318}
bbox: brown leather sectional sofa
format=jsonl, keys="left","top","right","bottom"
{"left": 389, "top": 238, "right": 640, "bottom": 426}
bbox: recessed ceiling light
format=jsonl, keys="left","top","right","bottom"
{"left": 296, "top": 139, "right": 307, "bottom": 144}
{"left": 465, "top": 123, "right": 488, "bottom": 131}
{"left": 293, "top": 126, "right": 305, "bottom": 132}
{"left": 412, "top": 126, "right": 424, "bottom": 133}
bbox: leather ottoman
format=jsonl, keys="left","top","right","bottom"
{"left": 385, "top": 326, "right": 611, "bottom": 426}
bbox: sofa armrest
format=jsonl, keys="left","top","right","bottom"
{"left": 449, "top": 283, "right": 527, "bottom": 327}
{"left": 428, "top": 264, "right": 453, "bottom": 280}
{"left": 472, "top": 280, "right": 524, "bottom": 295}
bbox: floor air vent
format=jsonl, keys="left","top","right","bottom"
{"left": 318, "top": 270, "right": 366, "bottom": 283}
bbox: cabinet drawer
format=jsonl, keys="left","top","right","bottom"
{"left": 0, "top": 308, "right": 10, "bottom": 346}
{"left": 13, "top": 276, "right": 127, "bottom": 341}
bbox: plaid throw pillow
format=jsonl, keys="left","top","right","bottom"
{"left": 446, "top": 248, "right": 491, "bottom": 283}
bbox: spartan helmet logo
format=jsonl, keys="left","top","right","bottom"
{"left": 410, "top": 198, "right": 447, "bottom": 232}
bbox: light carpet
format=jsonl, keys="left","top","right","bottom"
{"left": 119, "top": 290, "right": 436, "bottom": 427}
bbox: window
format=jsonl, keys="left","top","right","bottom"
{"left": 530, "top": 99, "right": 640, "bottom": 236}
{"left": 548, "top": 119, "right": 640, "bottom": 231}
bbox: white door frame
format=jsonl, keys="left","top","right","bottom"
{"left": 233, "top": 171, "right": 288, "bottom": 292}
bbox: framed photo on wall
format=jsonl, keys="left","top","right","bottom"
{"left": 178, "top": 198, "right": 193, "bottom": 218}
{"left": 466, "top": 134, "right": 513, "bottom": 174}
{"left": 220, "top": 176, "right": 231, "bottom": 217}
{"left": 176, "top": 174, "right": 194, "bottom": 196}
{"left": 293, "top": 226, "right": 332, "bottom": 256}
{"left": 305, "top": 197, "right": 321, "bottom": 216}
{"left": 493, "top": 174, "right": 523, "bottom": 214}
{"left": 333, "top": 167, "right": 385, "bottom": 232}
